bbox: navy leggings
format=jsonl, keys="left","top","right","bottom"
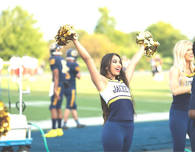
{"left": 169, "top": 108, "right": 192, "bottom": 151}
{"left": 102, "top": 120, "right": 134, "bottom": 152}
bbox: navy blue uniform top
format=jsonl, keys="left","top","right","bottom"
{"left": 65, "top": 61, "right": 80, "bottom": 89}
{"left": 49, "top": 55, "right": 67, "bottom": 84}
{"left": 172, "top": 94, "right": 191, "bottom": 111}
{"left": 100, "top": 80, "right": 134, "bottom": 121}
{"left": 172, "top": 75, "right": 193, "bottom": 111}
{"left": 189, "top": 77, "right": 195, "bottom": 110}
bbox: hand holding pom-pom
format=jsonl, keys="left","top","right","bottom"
{"left": 136, "top": 31, "right": 160, "bottom": 57}
{"left": 55, "top": 24, "right": 78, "bottom": 46}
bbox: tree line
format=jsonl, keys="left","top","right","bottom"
{"left": 0, "top": 6, "right": 194, "bottom": 70}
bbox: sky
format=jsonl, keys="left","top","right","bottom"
{"left": 1, "top": 0, "right": 195, "bottom": 41}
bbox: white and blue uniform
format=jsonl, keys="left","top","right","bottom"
{"left": 169, "top": 74, "right": 193, "bottom": 151}
{"left": 100, "top": 80, "right": 134, "bottom": 152}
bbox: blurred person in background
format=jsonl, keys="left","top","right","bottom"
{"left": 188, "top": 41, "right": 195, "bottom": 151}
{"left": 63, "top": 48, "right": 85, "bottom": 129}
{"left": 68, "top": 33, "right": 144, "bottom": 152}
{"left": 151, "top": 54, "right": 163, "bottom": 81}
{"left": 169, "top": 40, "right": 194, "bottom": 151}
{"left": 44, "top": 43, "right": 65, "bottom": 138}
{"left": 150, "top": 57, "right": 157, "bottom": 76}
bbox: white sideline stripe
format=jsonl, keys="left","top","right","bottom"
{"left": 30, "top": 112, "right": 169, "bottom": 130}
{"left": 5, "top": 101, "right": 49, "bottom": 107}
{"left": 134, "top": 112, "right": 169, "bottom": 122}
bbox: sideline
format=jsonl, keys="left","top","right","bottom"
{"left": 30, "top": 112, "right": 169, "bottom": 130}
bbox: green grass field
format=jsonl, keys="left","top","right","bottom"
{"left": 0, "top": 71, "right": 172, "bottom": 121}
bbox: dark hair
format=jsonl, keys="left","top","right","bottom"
{"left": 99, "top": 53, "right": 130, "bottom": 123}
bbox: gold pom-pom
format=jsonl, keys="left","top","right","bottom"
{"left": 0, "top": 101, "right": 10, "bottom": 137}
{"left": 136, "top": 31, "right": 160, "bottom": 57}
{"left": 55, "top": 24, "right": 78, "bottom": 46}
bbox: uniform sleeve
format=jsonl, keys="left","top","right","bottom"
{"left": 189, "top": 77, "right": 195, "bottom": 110}
{"left": 49, "top": 57, "right": 58, "bottom": 71}
{"left": 74, "top": 63, "right": 80, "bottom": 74}
{"left": 69, "top": 62, "right": 79, "bottom": 75}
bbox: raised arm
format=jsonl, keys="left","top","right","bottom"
{"left": 169, "top": 67, "right": 191, "bottom": 95}
{"left": 72, "top": 39, "right": 106, "bottom": 91}
{"left": 125, "top": 45, "right": 144, "bottom": 83}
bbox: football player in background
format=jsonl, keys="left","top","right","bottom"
{"left": 63, "top": 48, "right": 85, "bottom": 129}
{"left": 44, "top": 43, "right": 65, "bottom": 138}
